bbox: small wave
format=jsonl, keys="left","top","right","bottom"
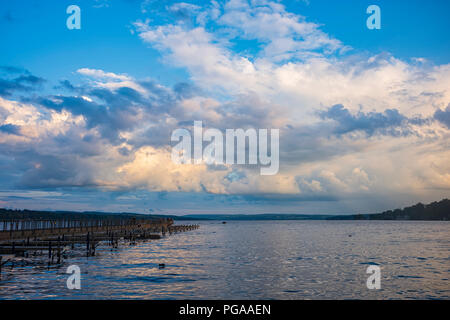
{"left": 359, "top": 262, "right": 380, "bottom": 266}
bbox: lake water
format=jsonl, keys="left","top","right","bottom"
{"left": 0, "top": 220, "right": 449, "bottom": 299}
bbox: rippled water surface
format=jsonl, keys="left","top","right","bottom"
{"left": 0, "top": 221, "right": 449, "bottom": 299}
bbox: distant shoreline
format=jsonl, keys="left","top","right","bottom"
{"left": 1, "top": 199, "right": 448, "bottom": 221}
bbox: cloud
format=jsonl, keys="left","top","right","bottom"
{"left": 77, "top": 68, "right": 131, "bottom": 81}
{"left": 318, "top": 104, "right": 424, "bottom": 136}
{"left": 77, "top": 68, "right": 149, "bottom": 96}
{"left": 0, "top": 67, "right": 45, "bottom": 97}
{"left": 0, "top": 66, "right": 27, "bottom": 74}
{"left": 135, "top": 7, "right": 450, "bottom": 125}
{"left": 434, "top": 104, "right": 450, "bottom": 129}
{"left": 17, "top": 152, "right": 97, "bottom": 188}
{"left": 0, "top": 123, "right": 21, "bottom": 135}
{"left": 1, "top": 1, "right": 449, "bottom": 213}
{"left": 218, "top": 0, "right": 347, "bottom": 60}
{"left": 168, "top": 2, "right": 201, "bottom": 22}
{"left": 117, "top": 145, "right": 229, "bottom": 193}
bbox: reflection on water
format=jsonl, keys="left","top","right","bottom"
{"left": 0, "top": 221, "right": 449, "bottom": 299}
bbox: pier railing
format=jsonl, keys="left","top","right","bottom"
{"left": 0, "top": 218, "right": 181, "bottom": 242}
{"left": 0, "top": 218, "right": 172, "bottom": 232}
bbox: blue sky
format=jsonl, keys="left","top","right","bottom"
{"left": 0, "top": 0, "right": 449, "bottom": 215}
{"left": 2, "top": 0, "right": 449, "bottom": 84}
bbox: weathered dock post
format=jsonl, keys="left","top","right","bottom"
{"left": 86, "top": 232, "right": 90, "bottom": 257}
{"left": 91, "top": 235, "right": 96, "bottom": 256}
{"left": 48, "top": 241, "right": 52, "bottom": 260}
{"left": 57, "top": 236, "right": 61, "bottom": 264}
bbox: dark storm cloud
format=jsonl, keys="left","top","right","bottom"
{"left": 53, "top": 131, "right": 105, "bottom": 157}
{"left": 0, "top": 66, "right": 26, "bottom": 74}
{"left": 53, "top": 80, "right": 84, "bottom": 93}
{"left": 89, "top": 87, "right": 145, "bottom": 107}
{"left": 0, "top": 66, "right": 45, "bottom": 97}
{"left": 36, "top": 95, "right": 97, "bottom": 114}
{"left": 319, "top": 104, "right": 428, "bottom": 136}
{"left": 0, "top": 119, "right": 109, "bottom": 189}
{"left": 434, "top": 104, "right": 450, "bottom": 129}
{"left": 0, "top": 67, "right": 191, "bottom": 159}
{"left": 279, "top": 124, "right": 340, "bottom": 166}
{"left": 167, "top": 2, "right": 200, "bottom": 23}
{"left": 14, "top": 74, "right": 45, "bottom": 85}
{"left": 173, "top": 82, "right": 200, "bottom": 99}
{"left": 34, "top": 93, "right": 142, "bottom": 144}
{"left": 0, "top": 124, "right": 21, "bottom": 135}
{"left": 0, "top": 78, "right": 27, "bottom": 96}
{"left": 128, "top": 122, "right": 175, "bottom": 148}
{"left": 24, "top": 76, "right": 187, "bottom": 149}
{"left": 139, "top": 80, "right": 179, "bottom": 111}
{"left": 239, "top": 193, "right": 338, "bottom": 202}
{"left": 16, "top": 152, "right": 97, "bottom": 188}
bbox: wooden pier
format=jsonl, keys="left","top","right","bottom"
{"left": 0, "top": 217, "right": 199, "bottom": 274}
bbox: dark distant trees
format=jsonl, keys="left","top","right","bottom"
{"left": 0, "top": 208, "right": 166, "bottom": 221}
{"left": 328, "top": 199, "right": 450, "bottom": 220}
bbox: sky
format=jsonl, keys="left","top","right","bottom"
{"left": 0, "top": 0, "right": 449, "bottom": 215}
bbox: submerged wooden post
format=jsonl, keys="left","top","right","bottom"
{"left": 91, "top": 234, "right": 95, "bottom": 256}
{"left": 86, "top": 232, "right": 90, "bottom": 257}
{"left": 57, "top": 236, "right": 61, "bottom": 264}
